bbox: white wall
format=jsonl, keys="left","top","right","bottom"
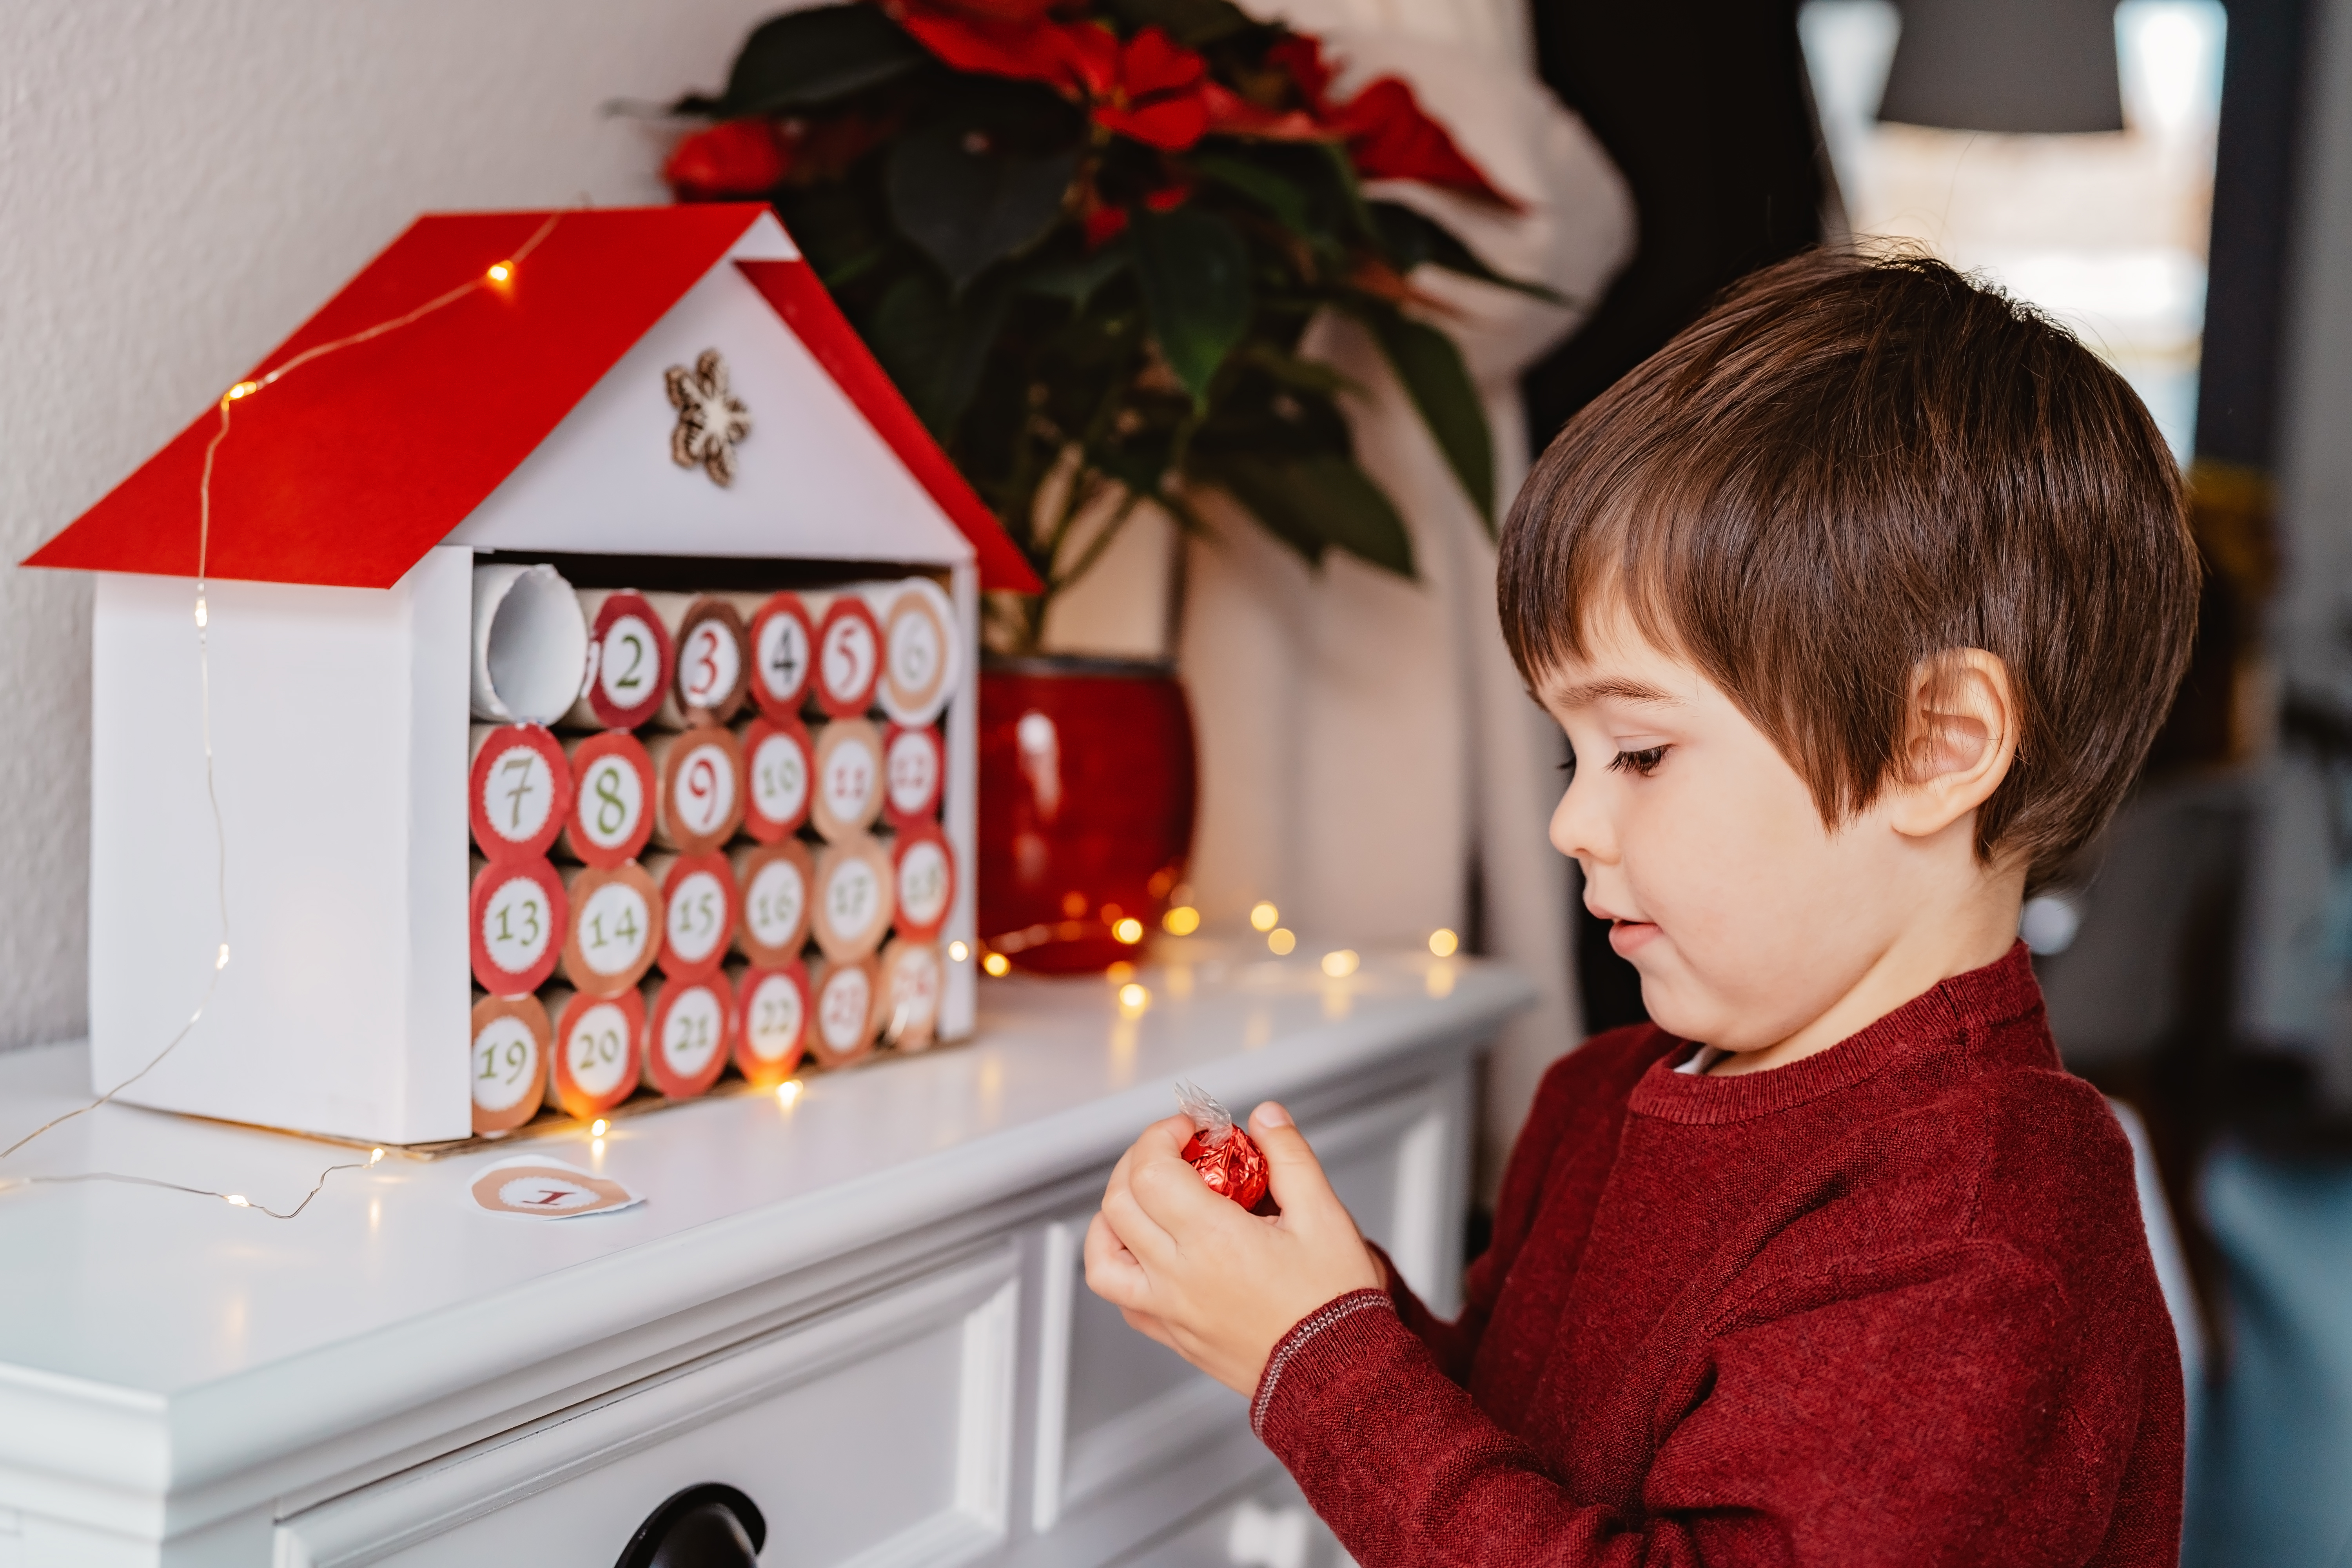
{"left": 0, "top": 0, "right": 777, "bottom": 1048}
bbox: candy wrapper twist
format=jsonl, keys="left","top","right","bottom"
{"left": 1175, "top": 1080, "right": 1270, "bottom": 1210}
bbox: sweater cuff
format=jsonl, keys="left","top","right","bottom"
{"left": 1249, "top": 1287, "right": 1401, "bottom": 1438}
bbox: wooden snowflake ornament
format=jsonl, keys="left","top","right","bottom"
{"left": 665, "top": 348, "right": 751, "bottom": 486}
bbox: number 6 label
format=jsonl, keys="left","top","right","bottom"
{"left": 470, "top": 993, "right": 550, "bottom": 1132}
{"left": 471, "top": 856, "right": 566, "bottom": 995}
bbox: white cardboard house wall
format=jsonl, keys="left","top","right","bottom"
{"left": 50, "top": 206, "right": 1014, "bottom": 1145}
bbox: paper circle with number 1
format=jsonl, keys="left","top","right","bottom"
{"left": 814, "top": 596, "right": 883, "bottom": 717}
{"left": 561, "top": 730, "right": 654, "bottom": 867}
{"left": 545, "top": 985, "right": 644, "bottom": 1118}
{"left": 559, "top": 860, "right": 662, "bottom": 997}
{"left": 643, "top": 972, "right": 733, "bottom": 1099}
{"left": 738, "top": 714, "right": 813, "bottom": 841}
{"left": 470, "top": 992, "right": 550, "bottom": 1132}
{"left": 468, "top": 1157, "right": 642, "bottom": 1220}
{"left": 471, "top": 855, "right": 566, "bottom": 995}
{"left": 877, "top": 578, "right": 958, "bottom": 726}
{"left": 731, "top": 959, "right": 809, "bottom": 1086}
{"left": 470, "top": 724, "right": 572, "bottom": 861}
{"left": 748, "top": 592, "right": 815, "bottom": 720}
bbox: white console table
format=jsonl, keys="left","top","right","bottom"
{"left": 0, "top": 949, "right": 1531, "bottom": 1568}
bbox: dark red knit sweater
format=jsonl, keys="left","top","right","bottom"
{"left": 1255, "top": 944, "right": 2183, "bottom": 1565}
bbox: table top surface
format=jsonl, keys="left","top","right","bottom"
{"left": 0, "top": 946, "right": 1528, "bottom": 1404}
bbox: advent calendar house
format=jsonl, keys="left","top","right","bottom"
{"left": 27, "top": 204, "right": 1036, "bottom": 1145}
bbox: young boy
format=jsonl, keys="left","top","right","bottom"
{"left": 1085, "top": 250, "right": 2196, "bottom": 1564}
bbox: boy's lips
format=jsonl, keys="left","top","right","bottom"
{"left": 1606, "top": 918, "right": 1661, "bottom": 956}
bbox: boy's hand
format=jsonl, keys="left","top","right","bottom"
{"left": 1084, "top": 1102, "right": 1384, "bottom": 1396}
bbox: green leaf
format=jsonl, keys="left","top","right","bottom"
{"left": 1131, "top": 209, "right": 1253, "bottom": 405}
{"left": 1360, "top": 308, "right": 1494, "bottom": 526}
{"left": 1203, "top": 453, "right": 1416, "bottom": 576}
{"left": 886, "top": 111, "right": 1081, "bottom": 292}
{"left": 688, "top": 5, "right": 928, "bottom": 117}
{"left": 1188, "top": 153, "right": 1314, "bottom": 238}
{"left": 1100, "top": 0, "right": 1261, "bottom": 46}
{"left": 1021, "top": 243, "right": 1132, "bottom": 310}
{"left": 1368, "top": 201, "right": 1566, "bottom": 304}
{"left": 864, "top": 267, "right": 1013, "bottom": 439}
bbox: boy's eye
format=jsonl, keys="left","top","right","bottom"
{"left": 1608, "top": 745, "right": 1668, "bottom": 777}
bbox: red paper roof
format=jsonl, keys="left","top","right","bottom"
{"left": 24, "top": 205, "right": 1038, "bottom": 593}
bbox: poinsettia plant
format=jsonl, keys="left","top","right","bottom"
{"left": 665, "top": 0, "right": 1547, "bottom": 651}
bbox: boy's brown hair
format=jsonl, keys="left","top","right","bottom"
{"left": 1498, "top": 248, "right": 2200, "bottom": 884}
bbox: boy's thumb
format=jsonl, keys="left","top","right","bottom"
{"left": 1248, "top": 1103, "right": 1338, "bottom": 1214}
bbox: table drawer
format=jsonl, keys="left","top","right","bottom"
{"left": 276, "top": 1248, "right": 1019, "bottom": 1568}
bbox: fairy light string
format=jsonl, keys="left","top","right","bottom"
{"left": 0, "top": 214, "right": 564, "bottom": 1215}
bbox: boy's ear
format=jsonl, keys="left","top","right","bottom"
{"left": 1887, "top": 648, "right": 2018, "bottom": 840}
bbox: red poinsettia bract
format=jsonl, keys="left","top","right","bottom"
{"left": 1267, "top": 35, "right": 1519, "bottom": 208}
{"left": 664, "top": 118, "right": 792, "bottom": 200}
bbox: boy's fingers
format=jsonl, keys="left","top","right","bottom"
{"left": 1247, "top": 1103, "right": 1345, "bottom": 1222}
{"left": 1102, "top": 1176, "right": 1180, "bottom": 1267}
{"left": 1084, "top": 1211, "right": 1153, "bottom": 1309}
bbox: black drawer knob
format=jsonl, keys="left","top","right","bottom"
{"left": 615, "top": 1483, "right": 767, "bottom": 1568}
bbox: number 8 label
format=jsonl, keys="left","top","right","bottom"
{"left": 561, "top": 731, "right": 653, "bottom": 867}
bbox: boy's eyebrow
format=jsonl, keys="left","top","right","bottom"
{"left": 1550, "top": 676, "right": 1679, "bottom": 709}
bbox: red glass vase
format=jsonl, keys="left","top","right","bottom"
{"left": 978, "top": 657, "right": 1198, "bottom": 974}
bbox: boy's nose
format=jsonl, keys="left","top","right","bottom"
{"left": 1548, "top": 779, "right": 1617, "bottom": 866}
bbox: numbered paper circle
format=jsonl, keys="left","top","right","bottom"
{"left": 818, "top": 967, "right": 873, "bottom": 1052}
{"left": 665, "top": 868, "right": 730, "bottom": 967}
{"left": 751, "top": 732, "right": 808, "bottom": 826}
{"left": 755, "top": 606, "right": 812, "bottom": 705}
{"left": 819, "top": 733, "right": 879, "bottom": 827}
{"left": 678, "top": 619, "right": 742, "bottom": 710}
{"left": 578, "top": 881, "right": 653, "bottom": 976}
{"left": 674, "top": 742, "right": 738, "bottom": 837}
{"left": 880, "top": 585, "right": 956, "bottom": 724}
{"left": 501, "top": 1175, "right": 599, "bottom": 1210}
{"left": 825, "top": 858, "right": 885, "bottom": 942}
{"left": 660, "top": 986, "right": 727, "bottom": 1078}
{"left": 564, "top": 1001, "right": 634, "bottom": 1098}
{"left": 577, "top": 754, "right": 646, "bottom": 852}
{"left": 885, "top": 728, "right": 941, "bottom": 820}
{"left": 897, "top": 839, "right": 952, "bottom": 931}
{"left": 597, "top": 614, "right": 662, "bottom": 712}
{"left": 746, "top": 858, "right": 807, "bottom": 950}
{"left": 743, "top": 973, "right": 805, "bottom": 1063}
{"left": 479, "top": 744, "right": 557, "bottom": 847}
{"left": 818, "top": 612, "right": 879, "bottom": 711}
{"left": 482, "top": 875, "right": 555, "bottom": 975}
{"left": 472, "top": 1014, "right": 541, "bottom": 1113}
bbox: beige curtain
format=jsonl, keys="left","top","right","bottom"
{"left": 1044, "top": 7, "right": 1634, "bottom": 1194}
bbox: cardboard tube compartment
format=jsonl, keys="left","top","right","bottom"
{"left": 646, "top": 592, "right": 750, "bottom": 729}
{"left": 567, "top": 589, "right": 673, "bottom": 731}
{"left": 559, "top": 860, "right": 662, "bottom": 996}
{"left": 811, "top": 836, "right": 894, "bottom": 962}
{"left": 470, "top": 991, "right": 551, "bottom": 1132}
{"left": 882, "top": 723, "right": 944, "bottom": 827}
{"left": 889, "top": 823, "right": 955, "bottom": 943}
{"left": 874, "top": 938, "right": 944, "bottom": 1053}
{"left": 813, "top": 595, "right": 883, "bottom": 717}
{"left": 647, "top": 727, "right": 744, "bottom": 853}
{"left": 543, "top": 984, "right": 644, "bottom": 1118}
{"left": 472, "top": 564, "right": 590, "bottom": 726}
{"left": 645, "top": 850, "right": 738, "bottom": 982}
{"left": 738, "top": 591, "right": 816, "bottom": 720}
{"left": 470, "top": 855, "right": 566, "bottom": 995}
{"left": 642, "top": 970, "right": 733, "bottom": 1099}
{"left": 732, "top": 839, "right": 813, "bottom": 966}
{"left": 561, "top": 731, "right": 654, "bottom": 867}
{"left": 737, "top": 714, "right": 814, "bottom": 841}
{"left": 809, "top": 719, "right": 884, "bottom": 842}
{"left": 806, "top": 955, "right": 880, "bottom": 1067}
{"left": 470, "top": 724, "right": 572, "bottom": 861}
{"left": 875, "top": 577, "right": 958, "bottom": 727}
{"left": 729, "top": 958, "right": 809, "bottom": 1087}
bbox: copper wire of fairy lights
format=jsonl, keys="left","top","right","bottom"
{"left": 0, "top": 215, "right": 565, "bottom": 1214}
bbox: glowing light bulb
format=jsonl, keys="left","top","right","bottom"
{"left": 1112, "top": 917, "right": 1144, "bottom": 944}
{"left": 590, "top": 1118, "right": 609, "bottom": 1137}
{"left": 982, "top": 952, "right": 1011, "bottom": 977}
{"left": 368, "top": 1147, "right": 385, "bottom": 1165}
{"left": 216, "top": 943, "right": 231, "bottom": 970}
{"left": 1267, "top": 927, "right": 1296, "bottom": 956}
{"left": 487, "top": 261, "right": 513, "bottom": 282}
{"left": 224, "top": 1194, "right": 250, "bottom": 1207}
{"left": 777, "top": 1080, "right": 802, "bottom": 1107}
{"left": 1321, "top": 949, "right": 1359, "bottom": 978}
{"left": 1118, "top": 982, "right": 1149, "bottom": 1012}
{"left": 225, "top": 381, "right": 259, "bottom": 401}
{"left": 1249, "top": 902, "right": 1279, "bottom": 932}
{"left": 193, "top": 599, "right": 209, "bottom": 629}
{"left": 1161, "top": 905, "right": 1200, "bottom": 936}
{"left": 948, "top": 940, "right": 970, "bottom": 962}
{"left": 1428, "top": 927, "right": 1459, "bottom": 958}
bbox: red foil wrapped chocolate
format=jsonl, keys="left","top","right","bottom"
{"left": 1176, "top": 1081, "right": 1270, "bottom": 1210}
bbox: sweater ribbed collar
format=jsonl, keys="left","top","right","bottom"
{"left": 1627, "top": 942, "right": 2050, "bottom": 1125}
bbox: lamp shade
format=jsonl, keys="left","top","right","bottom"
{"left": 1880, "top": 0, "right": 2124, "bottom": 134}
